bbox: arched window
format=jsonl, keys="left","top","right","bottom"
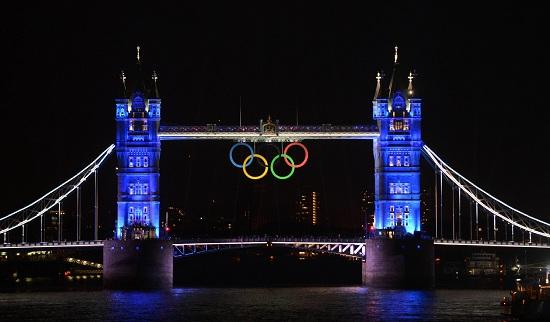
{"left": 143, "top": 156, "right": 149, "bottom": 167}
{"left": 129, "top": 157, "right": 134, "bottom": 168}
{"left": 143, "top": 184, "right": 148, "bottom": 194}
{"left": 396, "top": 156, "right": 402, "bottom": 167}
{"left": 129, "top": 184, "right": 134, "bottom": 195}
{"left": 129, "top": 214, "right": 134, "bottom": 223}
{"left": 135, "top": 208, "right": 142, "bottom": 223}
{"left": 136, "top": 183, "right": 142, "bottom": 195}
{"left": 136, "top": 157, "right": 141, "bottom": 167}
{"left": 403, "top": 155, "right": 410, "bottom": 167}
{"left": 389, "top": 155, "right": 394, "bottom": 167}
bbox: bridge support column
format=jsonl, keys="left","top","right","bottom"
{"left": 103, "top": 239, "right": 173, "bottom": 290}
{"left": 362, "top": 238, "right": 434, "bottom": 289}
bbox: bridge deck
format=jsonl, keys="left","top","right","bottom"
{"left": 159, "top": 125, "right": 379, "bottom": 142}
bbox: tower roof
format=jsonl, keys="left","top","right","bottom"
{"left": 119, "top": 46, "right": 160, "bottom": 99}
{"left": 374, "top": 46, "right": 416, "bottom": 100}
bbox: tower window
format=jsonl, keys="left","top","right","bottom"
{"left": 389, "top": 183, "right": 410, "bottom": 194}
{"left": 396, "top": 156, "right": 402, "bottom": 167}
{"left": 142, "top": 120, "right": 148, "bottom": 131}
{"left": 129, "top": 207, "right": 134, "bottom": 215}
{"left": 404, "top": 155, "right": 410, "bottom": 167}
{"left": 128, "top": 184, "right": 134, "bottom": 195}
{"left": 136, "top": 183, "right": 143, "bottom": 195}
{"left": 129, "top": 157, "right": 134, "bottom": 168}
{"left": 143, "top": 184, "right": 148, "bottom": 194}
{"left": 404, "top": 206, "right": 410, "bottom": 213}
{"left": 389, "top": 155, "right": 394, "bottom": 167}
{"left": 136, "top": 157, "right": 141, "bottom": 167}
{"left": 143, "top": 156, "right": 149, "bottom": 167}
{"left": 390, "top": 119, "right": 409, "bottom": 131}
{"left": 389, "top": 205, "right": 395, "bottom": 213}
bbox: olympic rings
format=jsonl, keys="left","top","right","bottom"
{"left": 270, "top": 154, "right": 295, "bottom": 180}
{"left": 229, "top": 143, "right": 254, "bottom": 168}
{"left": 228, "top": 142, "right": 309, "bottom": 180}
{"left": 242, "top": 154, "right": 269, "bottom": 180}
{"left": 283, "top": 142, "right": 308, "bottom": 168}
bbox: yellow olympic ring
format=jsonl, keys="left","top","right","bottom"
{"left": 242, "top": 154, "right": 269, "bottom": 180}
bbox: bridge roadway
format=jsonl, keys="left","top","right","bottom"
{"left": 158, "top": 125, "right": 380, "bottom": 142}
{"left": 2, "top": 238, "right": 550, "bottom": 254}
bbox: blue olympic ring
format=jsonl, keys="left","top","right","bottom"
{"left": 229, "top": 143, "right": 254, "bottom": 168}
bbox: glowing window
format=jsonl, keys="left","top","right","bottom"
{"left": 136, "top": 157, "right": 141, "bottom": 167}
{"left": 389, "top": 155, "right": 394, "bottom": 167}
{"left": 128, "top": 184, "right": 134, "bottom": 195}
{"left": 390, "top": 119, "right": 410, "bottom": 131}
{"left": 143, "top": 120, "right": 148, "bottom": 131}
{"left": 143, "top": 156, "right": 149, "bottom": 167}
{"left": 129, "top": 157, "right": 134, "bottom": 167}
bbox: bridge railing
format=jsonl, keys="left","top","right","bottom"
{"left": 0, "top": 145, "right": 115, "bottom": 238}
{"left": 422, "top": 144, "right": 550, "bottom": 240}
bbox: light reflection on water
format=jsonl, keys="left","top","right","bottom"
{"left": 0, "top": 287, "right": 509, "bottom": 321}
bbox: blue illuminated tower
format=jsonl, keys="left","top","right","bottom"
{"left": 114, "top": 49, "right": 161, "bottom": 239}
{"left": 372, "top": 49, "right": 422, "bottom": 235}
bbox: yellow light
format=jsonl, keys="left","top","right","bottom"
{"left": 242, "top": 154, "right": 269, "bottom": 180}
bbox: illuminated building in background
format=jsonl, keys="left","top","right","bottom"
{"left": 360, "top": 189, "right": 375, "bottom": 233}
{"left": 372, "top": 47, "right": 422, "bottom": 235}
{"left": 296, "top": 191, "right": 320, "bottom": 228}
{"left": 114, "top": 48, "right": 161, "bottom": 240}
{"left": 161, "top": 206, "right": 185, "bottom": 238}
{"left": 421, "top": 188, "right": 433, "bottom": 235}
{"left": 45, "top": 208, "right": 65, "bottom": 241}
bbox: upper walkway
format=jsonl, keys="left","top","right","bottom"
{"left": 159, "top": 124, "right": 379, "bottom": 142}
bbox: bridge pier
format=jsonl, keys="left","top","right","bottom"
{"left": 362, "top": 237, "right": 434, "bottom": 289}
{"left": 103, "top": 240, "right": 173, "bottom": 290}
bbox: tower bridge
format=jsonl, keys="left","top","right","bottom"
{"left": 2, "top": 47, "right": 549, "bottom": 289}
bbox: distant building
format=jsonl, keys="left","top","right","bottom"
{"left": 421, "top": 188, "right": 433, "bottom": 235}
{"left": 296, "top": 191, "right": 321, "bottom": 230}
{"left": 45, "top": 209, "right": 65, "bottom": 241}
{"left": 360, "top": 189, "right": 375, "bottom": 233}
{"left": 162, "top": 206, "right": 185, "bottom": 238}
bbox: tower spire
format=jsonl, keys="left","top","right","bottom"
{"left": 374, "top": 71, "right": 382, "bottom": 100}
{"left": 120, "top": 70, "right": 127, "bottom": 96}
{"left": 388, "top": 45, "right": 399, "bottom": 98}
{"left": 407, "top": 71, "right": 414, "bottom": 96}
{"left": 136, "top": 45, "right": 141, "bottom": 65}
{"left": 152, "top": 70, "right": 160, "bottom": 98}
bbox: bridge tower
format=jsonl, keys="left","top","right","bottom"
{"left": 363, "top": 48, "right": 434, "bottom": 288}
{"left": 103, "top": 48, "right": 172, "bottom": 289}
{"left": 372, "top": 58, "right": 422, "bottom": 235}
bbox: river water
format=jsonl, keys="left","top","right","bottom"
{"left": 0, "top": 287, "right": 511, "bottom": 321}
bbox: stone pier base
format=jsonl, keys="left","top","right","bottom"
{"left": 103, "top": 239, "right": 173, "bottom": 290}
{"left": 362, "top": 238, "right": 434, "bottom": 289}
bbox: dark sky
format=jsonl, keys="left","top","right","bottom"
{"left": 1, "top": 3, "right": 548, "bottom": 236}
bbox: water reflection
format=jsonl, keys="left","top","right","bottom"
{"left": 0, "top": 287, "right": 509, "bottom": 321}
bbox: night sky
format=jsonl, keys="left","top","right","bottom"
{"left": 1, "top": 3, "right": 548, "bottom": 237}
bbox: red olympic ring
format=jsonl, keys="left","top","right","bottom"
{"left": 283, "top": 142, "right": 309, "bottom": 168}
